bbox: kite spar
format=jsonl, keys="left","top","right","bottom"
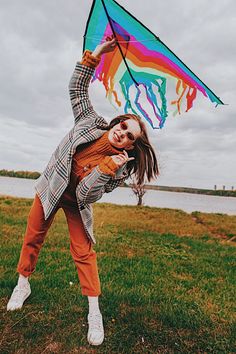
{"left": 83, "top": 0, "right": 224, "bottom": 129}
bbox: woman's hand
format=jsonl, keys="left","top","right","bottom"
{"left": 92, "top": 36, "right": 117, "bottom": 57}
{"left": 111, "top": 150, "right": 134, "bottom": 168}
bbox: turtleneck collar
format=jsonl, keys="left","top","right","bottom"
{"left": 91, "top": 131, "right": 122, "bottom": 156}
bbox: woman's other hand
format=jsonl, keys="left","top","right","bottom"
{"left": 92, "top": 37, "right": 117, "bottom": 57}
{"left": 111, "top": 150, "right": 134, "bottom": 168}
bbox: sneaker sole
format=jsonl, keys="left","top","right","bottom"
{"left": 87, "top": 336, "right": 104, "bottom": 346}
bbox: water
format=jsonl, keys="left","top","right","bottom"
{"left": 0, "top": 176, "right": 235, "bottom": 215}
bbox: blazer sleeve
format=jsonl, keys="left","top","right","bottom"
{"left": 76, "top": 165, "right": 126, "bottom": 205}
{"left": 68, "top": 51, "right": 101, "bottom": 123}
{"left": 104, "top": 179, "right": 124, "bottom": 193}
{"left": 76, "top": 166, "right": 111, "bottom": 205}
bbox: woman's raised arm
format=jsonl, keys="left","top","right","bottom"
{"left": 68, "top": 38, "right": 116, "bottom": 123}
{"left": 68, "top": 52, "right": 100, "bottom": 123}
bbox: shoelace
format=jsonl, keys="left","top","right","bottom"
{"left": 88, "top": 313, "right": 103, "bottom": 331}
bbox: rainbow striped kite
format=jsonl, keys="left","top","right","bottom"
{"left": 83, "top": 0, "right": 223, "bottom": 129}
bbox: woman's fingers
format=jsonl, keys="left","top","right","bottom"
{"left": 122, "top": 150, "right": 134, "bottom": 161}
{"left": 102, "top": 38, "right": 117, "bottom": 53}
{"left": 123, "top": 150, "right": 129, "bottom": 159}
{"left": 117, "top": 154, "right": 126, "bottom": 162}
{"left": 105, "top": 37, "right": 116, "bottom": 45}
{"left": 111, "top": 151, "right": 135, "bottom": 167}
{"left": 108, "top": 38, "right": 116, "bottom": 47}
{"left": 118, "top": 152, "right": 135, "bottom": 164}
{"left": 106, "top": 34, "right": 115, "bottom": 41}
{"left": 95, "top": 37, "right": 117, "bottom": 56}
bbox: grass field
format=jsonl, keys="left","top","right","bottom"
{"left": 0, "top": 196, "right": 236, "bottom": 353}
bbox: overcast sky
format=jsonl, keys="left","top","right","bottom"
{"left": 0, "top": 0, "right": 235, "bottom": 189}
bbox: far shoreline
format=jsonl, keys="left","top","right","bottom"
{"left": 0, "top": 173, "right": 235, "bottom": 198}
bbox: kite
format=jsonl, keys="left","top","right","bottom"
{"left": 83, "top": 0, "right": 224, "bottom": 128}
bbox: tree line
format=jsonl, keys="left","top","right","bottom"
{"left": 0, "top": 169, "right": 40, "bottom": 180}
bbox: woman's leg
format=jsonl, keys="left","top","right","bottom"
{"left": 7, "top": 194, "right": 58, "bottom": 311}
{"left": 17, "top": 194, "right": 57, "bottom": 276}
{"left": 62, "top": 200, "right": 104, "bottom": 345}
{"left": 62, "top": 201, "right": 101, "bottom": 297}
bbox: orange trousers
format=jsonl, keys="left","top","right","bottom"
{"left": 17, "top": 190, "right": 101, "bottom": 296}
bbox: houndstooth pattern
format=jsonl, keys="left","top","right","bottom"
{"left": 35, "top": 62, "right": 128, "bottom": 244}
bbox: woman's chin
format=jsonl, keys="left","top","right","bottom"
{"left": 110, "top": 140, "right": 124, "bottom": 150}
{"left": 112, "top": 141, "right": 119, "bottom": 148}
{"left": 112, "top": 143, "right": 121, "bottom": 149}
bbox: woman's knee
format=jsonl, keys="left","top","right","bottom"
{"left": 70, "top": 243, "right": 96, "bottom": 261}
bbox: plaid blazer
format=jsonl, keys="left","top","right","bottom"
{"left": 35, "top": 62, "right": 128, "bottom": 244}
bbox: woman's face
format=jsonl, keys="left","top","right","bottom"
{"left": 108, "top": 119, "right": 141, "bottom": 149}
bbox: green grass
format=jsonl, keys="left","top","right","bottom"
{"left": 0, "top": 196, "right": 236, "bottom": 353}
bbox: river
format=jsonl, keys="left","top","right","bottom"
{"left": 0, "top": 176, "right": 235, "bottom": 215}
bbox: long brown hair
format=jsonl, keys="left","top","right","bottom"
{"left": 108, "top": 114, "right": 159, "bottom": 185}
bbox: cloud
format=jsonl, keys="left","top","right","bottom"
{"left": 0, "top": 0, "right": 235, "bottom": 189}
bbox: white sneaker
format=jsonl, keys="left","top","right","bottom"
{"left": 7, "top": 283, "right": 31, "bottom": 311}
{"left": 87, "top": 311, "right": 104, "bottom": 346}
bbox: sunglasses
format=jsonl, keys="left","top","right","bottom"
{"left": 120, "top": 121, "right": 135, "bottom": 141}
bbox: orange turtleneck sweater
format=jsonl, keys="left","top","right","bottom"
{"left": 72, "top": 130, "right": 121, "bottom": 179}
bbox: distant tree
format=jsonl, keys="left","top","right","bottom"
{"left": 0, "top": 169, "right": 40, "bottom": 179}
{"left": 131, "top": 179, "right": 146, "bottom": 206}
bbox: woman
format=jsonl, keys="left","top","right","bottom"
{"left": 7, "top": 38, "right": 158, "bottom": 346}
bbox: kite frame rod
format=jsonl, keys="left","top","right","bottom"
{"left": 83, "top": 0, "right": 96, "bottom": 52}
{"left": 112, "top": 0, "right": 224, "bottom": 105}
{"left": 100, "top": 0, "right": 139, "bottom": 86}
